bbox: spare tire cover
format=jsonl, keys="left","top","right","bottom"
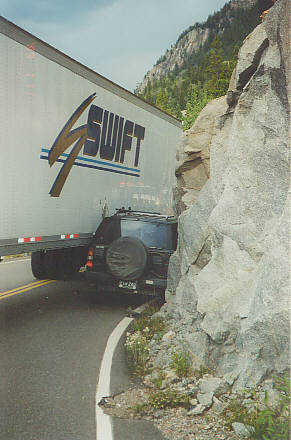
{"left": 106, "top": 237, "right": 147, "bottom": 280}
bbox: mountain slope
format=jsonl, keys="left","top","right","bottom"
{"left": 135, "top": 0, "right": 260, "bottom": 125}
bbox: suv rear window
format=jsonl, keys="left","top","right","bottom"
{"left": 121, "top": 219, "right": 176, "bottom": 250}
{"left": 95, "top": 217, "right": 120, "bottom": 244}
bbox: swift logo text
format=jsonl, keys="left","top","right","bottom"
{"left": 41, "top": 93, "right": 145, "bottom": 197}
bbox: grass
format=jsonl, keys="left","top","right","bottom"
{"left": 193, "top": 366, "right": 213, "bottom": 379}
{"left": 222, "top": 373, "right": 290, "bottom": 440}
{"left": 125, "top": 331, "right": 150, "bottom": 376}
{"left": 148, "top": 388, "right": 190, "bottom": 410}
{"left": 132, "top": 389, "right": 190, "bottom": 414}
{"left": 170, "top": 349, "right": 192, "bottom": 378}
{"left": 152, "top": 370, "right": 167, "bottom": 389}
{"left": 125, "top": 303, "right": 167, "bottom": 377}
{"left": 129, "top": 304, "right": 166, "bottom": 340}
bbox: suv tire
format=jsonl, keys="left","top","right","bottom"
{"left": 106, "top": 236, "right": 147, "bottom": 280}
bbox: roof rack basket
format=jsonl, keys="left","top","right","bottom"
{"left": 115, "top": 207, "right": 175, "bottom": 220}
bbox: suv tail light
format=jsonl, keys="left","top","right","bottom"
{"left": 86, "top": 248, "right": 94, "bottom": 269}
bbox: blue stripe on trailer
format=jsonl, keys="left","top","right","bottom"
{"left": 41, "top": 148, "right": 140, "bottom": 173}
{"left": 40, "top": 156, "right": 140, "bottom": 177}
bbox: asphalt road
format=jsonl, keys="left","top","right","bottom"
{"left": 0, "top": 257, "right": 35, "bottom": 292}
{"left": 0, "top": 258, "right": 154, "bottom": 440}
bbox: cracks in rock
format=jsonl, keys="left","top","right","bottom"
{"left": 217, "top": 110, "right": 234, "bottom": 128}
{"left": 175, "top": 157, "right": 203, "bottom": 177}
{"left": 193, "top": 236, "right": 212, "bottom": 270}
{"left": 238, "top": 38, "right": 269, "bottom": 91}
{"left": 270, "top": 67, "right": 288, "bottom": 108}
{"left": 227, "top": 90, "right": 242, "bottom": 108}
{"left": 270, "top": 27, "right": 289, "bottom": 109}
{"left": 227, "top": 37, "right": 269, "bottom": 109}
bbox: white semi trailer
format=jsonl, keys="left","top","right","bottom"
{"left": 0, "top": 17, "right": 182, "bottom": 279}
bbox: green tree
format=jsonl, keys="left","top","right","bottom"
{"left": 155, "top": 89, "right": 170, "bottom": 112}
{"left": 206, "top": 36, "right": 230, "bottom": 98}
{"left": 183, "top": 83, "right": 210, "bottom": 129}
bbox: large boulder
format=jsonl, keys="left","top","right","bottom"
{"left": 163, "top": 0, "right": 290, "bottom": 390}
{"left": 174, "top": 97, "right": 228, "bottom": 215}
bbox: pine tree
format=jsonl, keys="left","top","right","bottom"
{"left": 206, "top": 36, "right": 230, "bottom": 98}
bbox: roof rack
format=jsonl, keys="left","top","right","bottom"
{"left": 115, "top": 207, "right": 175, "bottom": 221}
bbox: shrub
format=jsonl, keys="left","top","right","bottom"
{"left": 248, "top": 374, "right": 290, "bottom": 440}
{"left": 222, "top": 374, "right": 290, "bottom": 440}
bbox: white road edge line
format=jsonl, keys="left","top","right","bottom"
{"left": 95, "top": 304, "right": 147, "bottom": 440}
{"left": 1, "top": 258, "right": 31, "bottom": 264}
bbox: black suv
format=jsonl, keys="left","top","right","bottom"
{"left": 85, "top": 208, "right": 177, "bottom": 297}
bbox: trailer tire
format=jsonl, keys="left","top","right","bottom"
{"left": 31, "top": 251, "right": 47, "bottom": 279}
{"left": 106, "top": 237, "right": 148, "bottom": 280}
{"left": 60, "top": 248, "right": 82, "bottom": 279}
{"left": 43, "top": 247, "right": 88, "bottom": 280}
{"left": 43, "top": 250, "right": 62, "bottom": 279}
{"left": 32, "top": 247, "right": 88, "bottom": 281}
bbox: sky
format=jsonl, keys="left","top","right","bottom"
{"left": 1, "top": 0, "right": 228, "bottom": 91}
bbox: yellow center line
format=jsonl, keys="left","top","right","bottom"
{"left": 0, "top": 279, "right": 52, "bottom": 296}
{"left": 0, "top": 280, "right": 55, "bottom": 300}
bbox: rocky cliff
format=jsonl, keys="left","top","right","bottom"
{"left": 156, "top": 0, "right": 290, "bottom": 391}
{"left": 138, "top": 0, "right": 258, "bottom": 93}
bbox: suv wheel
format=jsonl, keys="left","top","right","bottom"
{"left": 106, "top": 236, "right": 147, "bottom": 280}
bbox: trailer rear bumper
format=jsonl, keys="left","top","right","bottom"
{"left": 0, "top": 233, "right": 93, "bottom": 256}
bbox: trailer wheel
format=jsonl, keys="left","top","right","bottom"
{"left": 31, "top": 251, "right": 47, "bottom": 279}
{"left": 33, "top": 247, "right": 89, "bottom": 280}
{"left": 106, "top": 237, "right": 148, "bottom": 280}
{"left": 45, "top": 247, "right": 88, "bottom": 280}
{"left": 60, "top": 248, "right": 82, "bottom": 279}
{"left": 43, "top": 250, "right": 62, "bottom": 279}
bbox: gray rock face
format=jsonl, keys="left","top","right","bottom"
{"left": 198, "top": 376, "right": 229, "bottom": 396}
{"left": 197, "top": 392, "right": 213, "bottom": 408}
{"left": 174, "top": 97, "right": 228, "bottom": 215}
{"left": 137, "top": 0, "right": 257, "bottom": 93}
{"left": 138, "top": 27, "right": 210, "bottom": 92}
{"left": 164, "top": 0, "right": 290, "bottom": 390}
{"left": 187, "top": 403, "right": 206, "bottom": 416}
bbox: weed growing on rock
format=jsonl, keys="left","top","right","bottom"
{"left": 193, "top": 365, "right": 213, "bottom": 379}
{"left": 148, "top": 388, "right": 190, "bottom": 410}
{"left": 222, "top": 397, "right": 255, "bottom": 429}
{"left": 170, "top": 349, "right": 192, "bottom": 377}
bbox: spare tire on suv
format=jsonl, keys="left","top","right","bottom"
{"left": 106, "top": 236, "right": 147, "bottom": 280}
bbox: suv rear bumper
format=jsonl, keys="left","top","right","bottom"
{"left": 86, "top": 270, "right": 166, "bottom": 296}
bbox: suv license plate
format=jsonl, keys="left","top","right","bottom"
{"left": 118, "top": 280, "right": 137, "bottom": 290}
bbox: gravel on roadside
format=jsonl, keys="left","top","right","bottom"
{"left": 99, "top": 385, "right": 243, "bottom": 440}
